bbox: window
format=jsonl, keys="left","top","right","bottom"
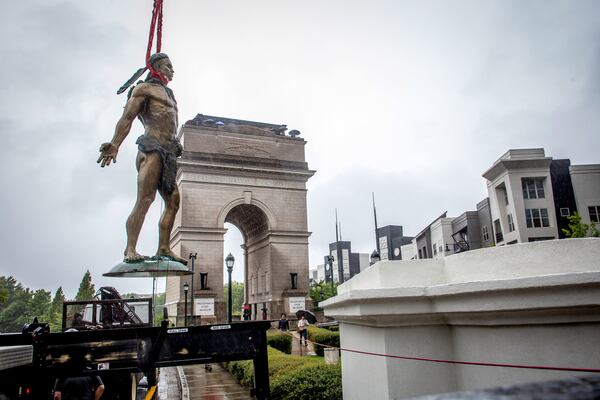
{"left": 525, "top": 208, "right": 550, "bottom": 228}
{"left": 494, "top": 219, "right": 503, "bottom": 242}
{"left": 439, "top": 245, "right": 443, "bottom": 253}
{"left": 482, "top": 225, "right": 489, "bottom": 241}
{"left": 433, "top": 245, "right": 437, "bottom": 256}
{"left": 560, "top": 208, "right": 570, "bottom": 217}
{"left": 589, "top": 206, "right": 600, "bottom": 223}
{"left": 418, "top": 249, "right": 422, "bottom": 259}
{"left": 504, "top": 190, "right": 509, "bottom": 206}
{"left": 522, "top": 178, "right": 545, "bottom": 199}
{"left": 507, "top": 214, "right": 515, "bottom": 232}
{"left": 528, "top": 237, "right": 555, "bottom": 242}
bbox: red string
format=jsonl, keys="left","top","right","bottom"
{"left": 156, "top": 0, "right": 163, "bottom": 53}
{"left": 277, "top": 329, "right": 600, "bottom": 374}
{"left": 340, "top": 348, "right": 600, "bottom": 374}
{"left": 145, "top": 0, "right": 168, "bottom": 84}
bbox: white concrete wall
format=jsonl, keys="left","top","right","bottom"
{"left": 340, "top": 324, "right": 390, "bottom": 399}
{"left": 322, "top": 239, "right": 600, "bottom": 399}
{"left": 570, "top": 165, "right": 600, "bottom": 225}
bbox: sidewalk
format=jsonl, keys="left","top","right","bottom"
{"left": 180, "top": 363, "right": 253, "bottom": 400}
{"left": 290, "top": 331, "right": 317, "bottom": 356}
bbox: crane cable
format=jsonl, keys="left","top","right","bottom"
{"left": 116, "top": 0, "right": 168, "bottom": 94}
{"left": 145, "top": 0, "right": 166, "bottom": 84}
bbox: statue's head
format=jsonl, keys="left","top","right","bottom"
{"left": 148, "top": 53, "right": 174, "bottom": 82}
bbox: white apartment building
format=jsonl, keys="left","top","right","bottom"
{"left": 482, "top": 149, "right": 559, "bottom": 244}
{"left": 429, "top": 216, "right": 455, "bottom": 258}
{"left": 571, "top": 164, "right": 600, "bottom": 226}
{"left": 401, "top": 148, "right": 599, "bottom": 258}
{"left": 483, "top": 148, "right": 599, "bottom": 244}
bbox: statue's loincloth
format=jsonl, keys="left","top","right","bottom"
{"left": 136, "top": 135, "right": 183, "bottom": 194}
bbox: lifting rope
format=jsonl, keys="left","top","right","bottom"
{"left": 145, "top": 0, "right": 165, "bottom": 83}
{"left": 117, "top": 0, "right": 167, "bottom": 94}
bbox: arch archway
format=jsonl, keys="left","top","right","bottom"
{"left": 166, "top": 114, "right": 314, "bottom": 324}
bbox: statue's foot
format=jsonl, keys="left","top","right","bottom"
{"left": 155, "top": 250, "right": 188, "bottom": 265}
{"left": 124, "top": 251, "right": 149, "bottom": 263}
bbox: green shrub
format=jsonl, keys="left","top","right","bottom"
{"left": 307, "top": 326, "right": 340, "bottom": 357}
{"left": 267, "top": 330, "right": 292, "bottom": 354}
{"left": 271, "top": 363, "right": 342, "bottom": 400}
{"left": 227, "top": 347, "right": 341, "bottom": 398}
{"left": 322, "top": 324, "right": 339, "bottom": 332}
{"left": 228, "top": 358, "right": 255, "bottom": 387}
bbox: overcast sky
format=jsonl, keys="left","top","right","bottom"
{"left": 1, "top": 1, "right": 598, "bottom": 298}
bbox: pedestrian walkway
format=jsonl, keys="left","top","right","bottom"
{"left": 154, "top": 333, "right": 316, "bottom": 399}
{"left": 157, "top": 367, "right": 182, "bottom": 399}
{"left": 290, "top": 331, "right": 317, "bottom": 356}
{"left": 181, "top": 363, "right": 253, "bottom": 400}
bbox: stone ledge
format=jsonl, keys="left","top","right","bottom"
{"left": 411, "top": 375, "right": 600, "bottom": 400}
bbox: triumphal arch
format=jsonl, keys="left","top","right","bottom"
{"left": 165, "top": 114, "right": 314, "bottom": 324}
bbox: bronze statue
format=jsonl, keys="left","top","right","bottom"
{"left": 98, "top": 53, "right": 186, "bottom": 265}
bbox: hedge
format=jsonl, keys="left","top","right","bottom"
{"left": 267, "top": 330, "right": 292, "bottom": 354}
{"left": 227, "top": 347, "right": 341, "bottom": 399}
{"left": 307, "top": 326, "right": 340, "bottom": 357}
{"left": 271, "top": 363, "right": 342, "bottom": 400}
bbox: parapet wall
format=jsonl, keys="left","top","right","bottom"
{"left": 322, "top": 239, "right": 600, "bottom": 399}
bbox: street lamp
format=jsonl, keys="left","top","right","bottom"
{"left": 183, "top": 282, "right": 189, "bottom": 327}
{"left": 370, "top": 249, "right": 380, "bottom": 265}
{"left": 189, "top": 252, "right": 197, "bottom": 324}
{"left": 225, "top": 253, "right": 235, "bottom": 323}
{"left": 325, "top": 255, "right": 335, "bottom": 295}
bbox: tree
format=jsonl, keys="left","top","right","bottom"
{"left": 562, "top": 212, "right": 600, "bottom": 238}
{"left": 309, "top": 280, "right": 339, "bottom": 311}
{"left": 0, "top": 276, "right": 35, "bottom": 332}
{"left": 48, "top": 287, "right": 66, "bottom": 331}
{"left": 153, "top": 292, "right": 166, "bottom": 326}
{"left": 30, "top": 289, "right": 51, "bottom": 321}
{"left": 224, "top": 282, "right": 245, "bottom": 316}
{"left": 75, "top": 270, "right": 96, "bottom": 301}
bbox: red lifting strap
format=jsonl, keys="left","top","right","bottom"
{"left": 146, "top": 0, "right": 167, "bottom": 84}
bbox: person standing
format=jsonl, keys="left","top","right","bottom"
{"left": 297, "top": 315, "right": 309, "bottom": 346}
{"left": 278, "top": 313, "right": 290, "bottom": 331}
{"left": 53, "top": 376, "right": 104, "bottom": 400}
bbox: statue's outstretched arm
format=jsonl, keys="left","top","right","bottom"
{"left": 97, "top": 87, "right": 147, "bottom": 167}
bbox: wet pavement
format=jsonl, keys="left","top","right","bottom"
{"left": 153, "top": 332, "right": 315, "bottom": 399}
{"left": 157, "top": 367, "right": 183, "bottom": 399}
{"left": 180, "top": 363, "right": 253, "bottom": 400}
{"left": 290, "top": 331, "right": 317, "bottom": 356}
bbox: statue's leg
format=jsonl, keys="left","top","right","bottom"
{"left": 156, "top": 185, "right": 187, "bottom": 264}
{"left": 124, "top": 152, "right": 161, "bottom": 262}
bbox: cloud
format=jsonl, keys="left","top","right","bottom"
{"left": 0, "top": 0, "right": 599, "bottom": 297}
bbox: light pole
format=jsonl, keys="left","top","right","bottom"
{"left": 183, "top": 282, "right": 189, "bottom": 327}
{"left": 325, "top": 255, "right": 335, "bottom": 295}
{"left": 225, "top": 253, "right": 235, "bottom": 323}
{"left": 189, "top": 252, "right": 197, "bottom": 324}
